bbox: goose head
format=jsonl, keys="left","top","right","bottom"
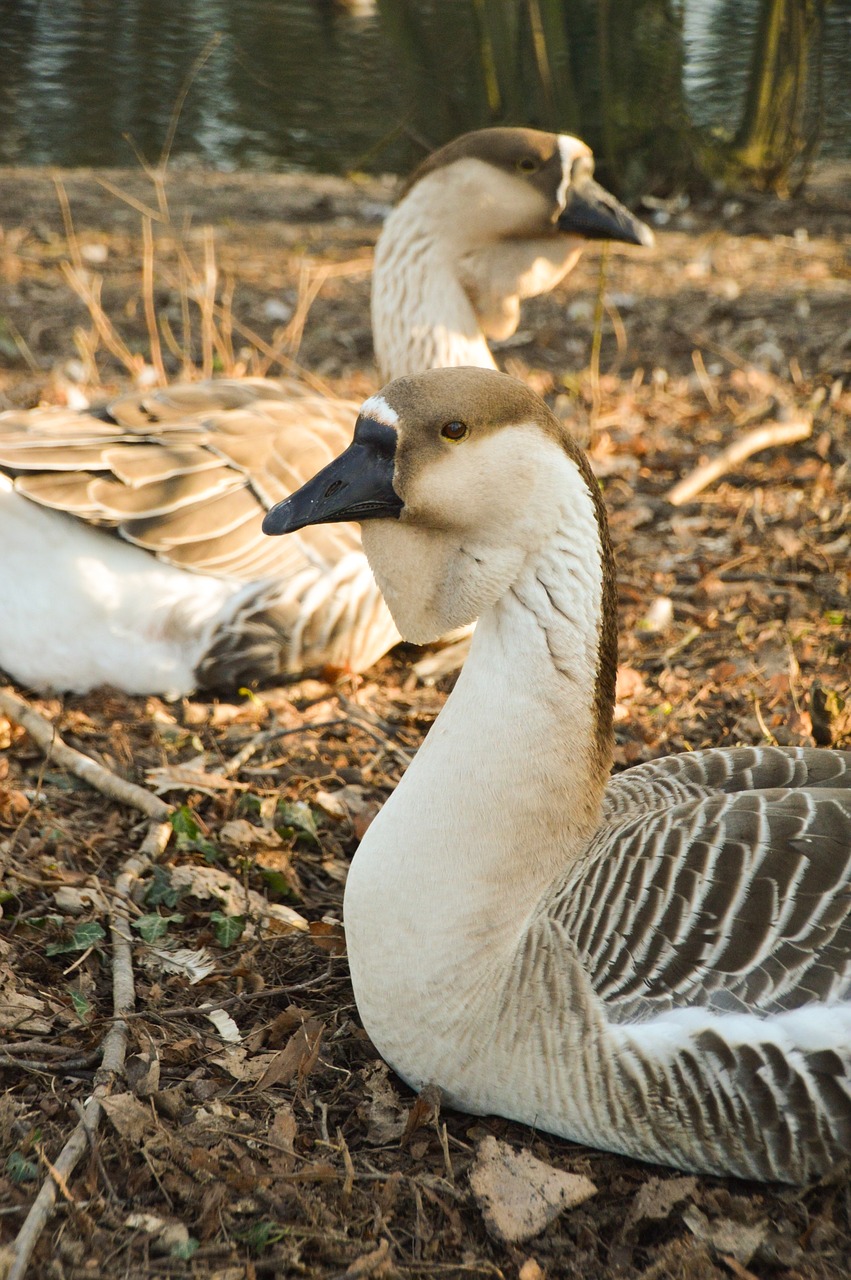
{"left": 263, "top": 366, "right": 615, "bottom": 650}
{"left": 372, "top": 128, "right": 653, "bottom": 377}
{"left": 400, "top": 127, "right": 653, "bottom": 252}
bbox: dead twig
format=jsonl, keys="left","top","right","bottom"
{"left": 6, "top": 820, "right": 169, "bottom": 1280}
{"left": 141, "top": 215, "right": 167, "bottom": 385}
{"left": 0, "top": 1039, "right": 92, "bottom": 1056}
{"left": 666, "top": 418, "right": 812, "bottom": 506}
{"left": 70, "top": 1099, "right": 121, "bottom": 1203}
{"left": 691, "top": 348, "right": 720, "bottom": 412}
{"left": 0, "top": 1050, "right": 102, "bottom": 1074}
{"left": 0, "top": 688, "right": 171, "bottom": 821}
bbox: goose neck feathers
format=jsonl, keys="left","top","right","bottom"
{"left": 264, "top": 367, "right": 851, "bottom": 1183}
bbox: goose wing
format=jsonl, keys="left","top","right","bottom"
{"left": 554, "top": 746, "right": 851, "bottom": 1018}
{"left": 0, "top": 379, "right": 359, "bottom": 583}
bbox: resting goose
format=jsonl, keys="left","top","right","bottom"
{"left": 263, "top": 367, "right": 851, "bottom": 1183}
{"left": 0, "top": 129, "right": 651, "bottom": 696}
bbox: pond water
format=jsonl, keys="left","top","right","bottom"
{"left": 0, "top": 0, "right": 848, "bottom": 179}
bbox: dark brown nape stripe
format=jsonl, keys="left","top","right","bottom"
{"left": 398, "top": 127, "right": 560, "bottom": 200}
{"left": 562, "top": 430, "right": 618, "bottom": 774}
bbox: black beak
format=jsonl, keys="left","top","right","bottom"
{"left": 558, "top": 175, "right": 654, "bottom": 248}
{"left": 262, "top": 418, "right": 402, "bottom": 536}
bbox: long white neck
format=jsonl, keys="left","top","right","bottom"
{"left": 371, "top": 190, "right": 496, "bottom": 380}
{"left": 371, "top": 168, "right": 583, "bottom": 381}
{"left": 344, "top": 474, "right": 614, "bottom": 1078}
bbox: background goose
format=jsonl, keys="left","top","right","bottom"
{"left": 0, "top": 128, "right": 651, "bottom": 697}
{"left": 263, "top": 366, "right": 851, "bottom": 1183}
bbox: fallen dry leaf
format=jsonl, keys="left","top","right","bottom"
{"left": 401, "top": 1083, "right": 441, "bottom": 1147}
{"left": 360, "top": 1063, "right": 406, "bottom": 1146}
{"left": 615, "top": 665, "right": 647, "bottom": 701}
{"left": 125, "top": 1047, "right": 161, "bottom": 1097}
{"left": 314, "top": 784, "right": 382, "bottom": 835}
{"left": 101, "top": 1092, "right": 158, "bottom": 1144}
{"left": 626, "top": 1174, "right": 698, "bottom": 1226}
{"left": 0, "top": 978, "right": 52, "bottom": 1034}
{"left": 146, "top": 758, "right": 248, "bottom": 795}
{"left": 0, "top": 783, "right": 29, "bottom": 824}
{"left": 469, "top": 1136, "right": 596, "bottom": 1243}
{"left": 124, "top": 1213, "right": 193, "bottom": 1256}
{"left": 168, "top": 863, "right": 308, "bottom": 934}
{"left": 308, "top": 917, "right": 347, "bottom": 955}
{"left": 268, "top": 1102, "right": 298, "bottom": 1172}
{"left": 254, "top": 1018, "right": 323, "bottom": 1090}
{"left": 342, "top": 1237, "right": 396, "bottom": 1279}
{"left": 264, "top": 902, "right": 309, "bottom": 935}
{"left": 53, "top": 884, "right": 109, "bottom": 915}
{"left": 208, "top": 1044, "right": 252, "bottom": 1081}
{"left": 682, "top": 1206, "right": 767, "bottom": 1265}
{"left": 219, "top": 817, "right": 282, "bottom": 848}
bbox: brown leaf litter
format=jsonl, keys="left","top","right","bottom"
{"left": 0, "top": 166, "right": 849, "bottom": 1278}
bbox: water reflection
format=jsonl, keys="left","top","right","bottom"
{"left": 0, "top": 0, "right": 847, "bottom": 183}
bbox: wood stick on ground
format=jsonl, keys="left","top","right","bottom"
{"left": 6, "top": 820, "right": 170, "bottom": 1280}
{"left": 666, "top": 417, "right": 812, "bottom": 507}
{"left": 0, "top": 688, "right": 171, "bottom": 821}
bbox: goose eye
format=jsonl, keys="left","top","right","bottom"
{"left": 441, "top": 421, "right": 468, "bottom": 442}
{"left": 517, "top": 157, "right": 538, "bottom": 174}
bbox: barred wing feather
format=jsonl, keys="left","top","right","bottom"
{"left": 0, "top": 385, "right": 358, "bottom": 584}
{"left": 556, "top": 747, "right": 851, "bottom": 1017}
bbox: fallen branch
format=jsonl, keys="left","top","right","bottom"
{"left": 666, "top": 418, "right": 812, "bottom": 506}
{"left": 0, "top": 688, "right": 171, "bottom": 821}
{"left": 0, "top": 1049, "right": 103, "bottom": 1074}
{"left": 6, "top": 820, "right": 170, "bottom": 1280}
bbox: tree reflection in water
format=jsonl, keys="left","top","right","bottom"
{"left": 0, "top": 0, "right": 846, "bottom": 192}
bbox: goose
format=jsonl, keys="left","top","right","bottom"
{"left": 262, "top": 366, "right": 851, "bottom": 1183}
{"left": 0, "top": 128, "right": 652, "bottom": 697}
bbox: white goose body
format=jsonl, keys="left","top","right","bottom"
{"left": 263, "top": 367, "right": 851, "bottom": 1182}
{"left": 0, "top": 129, "right": 651, "bottom": 695}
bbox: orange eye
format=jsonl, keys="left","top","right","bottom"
{"left": 441, "top": 421, "right": 468, "bottom": 442}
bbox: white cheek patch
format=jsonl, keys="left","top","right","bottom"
{"left": 360, "top": 394, "right": 399, "bottom": 427}
{"left": 556, "top": 134, "right": 593, "bottom": 212}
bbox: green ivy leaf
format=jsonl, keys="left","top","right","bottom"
{"left": 210, "top": 911, "right": 245, "bottom": 948}
{"left": 68, "top": 989, "right": 93, "bottom": 1023}
{"left": 6, "top": 1151, "right": 38, "bottom": 1184}
{"left": 236, "top": 793, "right": 262, "bottom": 818}
{"left": 144, "top": 865, "right": 180, "bottom": 908}
{"left": 170, "top": 805, "right": 200, "bottom": 840}
{"left": 171, "top": 1237, "right": 200, "bottom": 1260}
{"left": 276, "top": 799, "right": 320, "bottom": 846}
{"left": 238, "top": 1220, "right": 288, "bottom": 1252}
{"left": 170, "top": 805, "right": 219, "bottom": 863}
{"left": 46, "top": 920, "right": 106, "bottom": 956}
{"left": 259, "top": 868, "right": 297, "bottom": 900}
{"left": 132, "top": 913, "right": 184, "bottom": 943}
{"left": 25, "top": 914, "right": 65, "bottom": 931}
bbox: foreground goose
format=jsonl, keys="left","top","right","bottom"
{"left": 0, "top": 129, "right": 651, "bottom": 696}
{"left": 263, "top": 367, "right": 851, "bottom": 1182}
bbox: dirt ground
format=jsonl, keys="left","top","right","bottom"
{"left": 0, "top": 163, "right": 849, "bottom": 1280}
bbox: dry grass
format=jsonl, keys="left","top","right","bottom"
{"left": 0, "top": 163, "right": 849, "bottom": 1278}
{"left": 53, "top": 166, "right": 372, "bottom": 394}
